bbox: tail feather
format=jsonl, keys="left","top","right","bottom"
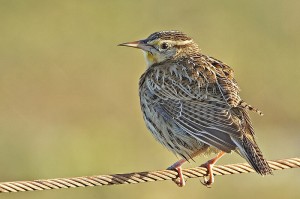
{"left": 233, "top": 136, "right": 273, "bottom": 175}
{"left": 239, "top": 100, "right": 264, "bottom": 116}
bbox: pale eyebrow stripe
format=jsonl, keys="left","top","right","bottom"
{"left": 161, "top": 40, "right": 193, "bottom": 46}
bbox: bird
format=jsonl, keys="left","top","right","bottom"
{"left": 118, "top": 30, "right": 273, "bottom": 187}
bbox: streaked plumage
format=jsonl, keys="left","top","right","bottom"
{"left": 119, "top": 31, "right": 272, "bottom": 187}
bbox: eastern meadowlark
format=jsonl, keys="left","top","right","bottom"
{"left": 119, "top": 31, "right": 272, "bottom": 187}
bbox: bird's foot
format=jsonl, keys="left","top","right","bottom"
{"left": 173, "top": 166, "right": 186, "bottom": 187}
{"left": 167, "top": 160, "right": 186, "bottom": 187}
{"left": 199, "top": 151, "right": 226, "bottom": 187}
{"left": 200, "top": 160, "right": 214, "bottom": 188}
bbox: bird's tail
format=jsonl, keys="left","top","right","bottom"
{"left": 234, "top": 136, "right": 273, "bottom": 175}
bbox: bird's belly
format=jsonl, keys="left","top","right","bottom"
{"left": 140, "top": 93, "right": 214, "bottom": 160}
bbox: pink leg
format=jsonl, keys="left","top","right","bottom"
{"left": 167, "top": 159, "right": 186, "bottom": 187}
{"left": 200, "top": 151, "right": 226, "bottom": 187}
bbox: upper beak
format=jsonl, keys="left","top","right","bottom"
{"left": 118, "top": 40, "right": 153, "bottom": 52}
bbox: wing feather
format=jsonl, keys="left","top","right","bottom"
{"left": 143, "top": 59, "right": 245, "bottom": 153}
{"left": 156, "top": 99, "right": 238, "bottom": 152}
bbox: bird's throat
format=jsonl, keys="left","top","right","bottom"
{"left": 143, "top": 51, "right": 157, "bottom": 68}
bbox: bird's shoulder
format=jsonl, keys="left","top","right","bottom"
{"left": 186, "top": 54, "right": 239, "bottom": 90}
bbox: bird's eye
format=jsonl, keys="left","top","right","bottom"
{"left": 160, "top": 42, "right": 169, "bottom": 50}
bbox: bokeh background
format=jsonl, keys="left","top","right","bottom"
{"left": 0, "top": 0, "right": 299, "bottom": 198}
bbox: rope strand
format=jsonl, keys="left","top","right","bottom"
{"left": 0, "top": 157, "right": 299, "bottom": 193}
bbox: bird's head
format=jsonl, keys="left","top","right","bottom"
{"left": 119, "top": 31, "right": 200, "bottom": 67}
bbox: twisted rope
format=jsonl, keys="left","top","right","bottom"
{"left": 0, "top": 157, "right": 299, "bottom": 193}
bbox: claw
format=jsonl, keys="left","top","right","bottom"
{"left": 200, "top": 176, "right": 212, "bottom": 188}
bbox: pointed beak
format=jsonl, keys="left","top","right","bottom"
{"left": 118, "top": 40, "right": 154, "bottom": 52}
{"left": 118, "top": 40, "right": 141, "bottom": 48}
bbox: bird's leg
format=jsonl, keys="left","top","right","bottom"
{"left": 167, "top": 159, "right": 187, "bottom": 187}
{"left": 200, "top": 151, "right": 226, "bottom": 187}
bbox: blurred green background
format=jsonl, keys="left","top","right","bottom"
{"left": 0, "top": 0, "right": 299, "bottom": 198}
